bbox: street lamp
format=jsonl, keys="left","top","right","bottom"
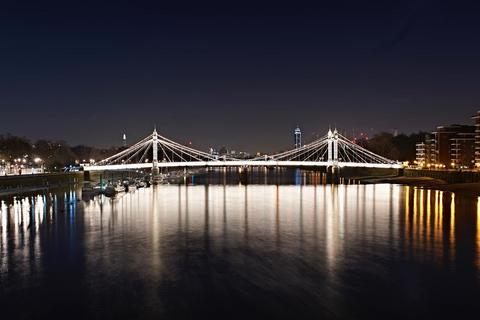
{"left": 34, "top": 157, "right": 44, "bottom": 173}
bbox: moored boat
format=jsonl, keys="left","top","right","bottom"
{"left": 103, "top": 183, "right": 125, "bottom": 197}
{"left": 82, "top": 182, "right": 101, "bottom": 197}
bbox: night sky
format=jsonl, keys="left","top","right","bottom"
{"left": 1, "top": 0, "right": 480, "bottom": 152}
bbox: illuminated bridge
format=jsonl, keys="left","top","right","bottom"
{"left": 81, "top": 129, "right": 402, "bottom": 173}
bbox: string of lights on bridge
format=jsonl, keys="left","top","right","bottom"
{"left": 81, "top": 129, "right": 402, "bottom": 172}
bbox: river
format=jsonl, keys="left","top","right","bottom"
{"left": 1, "top": 172, "right": 480, "bottom": 319}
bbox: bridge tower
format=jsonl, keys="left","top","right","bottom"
{"left": 152, "top": 128, "right": 160, "bottom": 184}
{"left": 327, "top": 129, "right": 333, "bottom": 162}
{"left": 327, "top": 128, "right": 340, "bottom": 183}
{"left": 327, "top": 129, "right": 339, "bottom": 164}
{"left": 333, "top": 129, "right": 339, "bottom": 164}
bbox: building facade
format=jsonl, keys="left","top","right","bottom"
{"left": 472, "top": 111, "right": 480, "bottom": 168}
{"left": 450, "top": 132, "right": 475, "bottom": 168}
{"left": 415, "top": 134, "right": 436, "bottom": 167}
{"left": 433, "top": 125, "right": 474, "bottom": 167}
{"left": 416, "top": 124, "right": 475, "bottom": 169}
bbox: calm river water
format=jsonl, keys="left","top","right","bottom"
{"left": 1, "top": 173, "right": 480, "bottom": 319}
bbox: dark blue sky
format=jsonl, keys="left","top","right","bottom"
{"left": 1, "top": 0, "right": 480, "bottom": 152}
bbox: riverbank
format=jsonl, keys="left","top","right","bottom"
{"left": 362, "top": 176, "right": 446, "bottom": 187}
{"left": 363, "top": 176, "right": 480, "bottom": 197}
{"left": 3, "top": 169, "right": 480, "bottom": 197}
{"left": 362, "top": 168, "right": 480, "bottom": 196}
{"left": 0, "top": 172, "right": 83, "bottom": 196}
{"left": 0, "top": 171, "right": 147, "bottom": 197}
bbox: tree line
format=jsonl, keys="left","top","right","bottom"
{"left": 0, "top": 134, "right": 121, "bottom": 170}
{"left": 355, "top": 131, "right": 426, "bottom": 162}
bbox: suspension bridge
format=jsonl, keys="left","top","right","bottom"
{"left": 81, "top": 129, "right": 402, "bottom": 174}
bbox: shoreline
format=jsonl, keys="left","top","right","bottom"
{"left": 364, "top": 176, "right": 480, "bottom": 197}
{"left": 2, "top": 172, "right": 480, "bottom": 197}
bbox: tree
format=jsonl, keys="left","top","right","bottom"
{"left": 365, "top": 131, "right": 427, "bottom": 161}
{"left": 33, "top": 139, "right": 76, "bottom": 170}
{"left": 0, "top": 134, "right": 32, "bottom": 159}
{"left": 391, "top": 132, "right": 426, "bottom": 161}
{"left": 366, "top": 132, "right": 399, "bottom": 160}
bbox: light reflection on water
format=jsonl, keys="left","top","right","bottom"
{"left": 1, "top": 184, "right": 480, "bottom": 318}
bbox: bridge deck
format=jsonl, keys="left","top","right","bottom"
{"left": 82, "top": 160, "right": 402, "bottom": 171}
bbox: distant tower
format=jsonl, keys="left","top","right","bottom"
{"left": 294, "top": 126, "right": 302, "bottom": 149}
{"left": 122, "top": 133, "right": 127, "bottom": 147}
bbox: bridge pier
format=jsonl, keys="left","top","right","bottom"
{"left": 326, "top": 166, "right": 340, "bottom": 184}
{"left": 239, "top": 167, "right": 248, "bottom": 185}
{"left": 152, "top": 166, "right": 160, "bottom": 184}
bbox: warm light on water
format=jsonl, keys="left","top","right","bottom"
{"left": 1, "top": 183, "right": 480, "bottom": 318}
{"left": 477, "top": 196, "right": 480, "bottom": 268}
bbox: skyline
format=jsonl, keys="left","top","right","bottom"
{"left": 2, "top": 1, "right": 480, "bottom": 152}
